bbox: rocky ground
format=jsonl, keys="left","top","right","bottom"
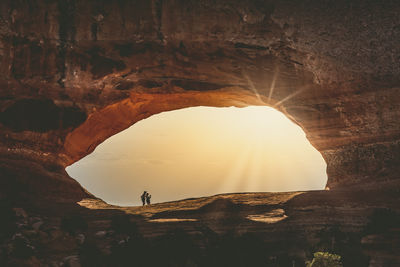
{"left": 1, "top": 188, "right": 400, "bottom": 267}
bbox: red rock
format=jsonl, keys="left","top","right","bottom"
{"left": 0, "top": 3, "right": 399, "bottom": 264}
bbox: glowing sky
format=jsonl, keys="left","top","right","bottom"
{"left": 66, "top": 106, "right": 327, "bottom": 206}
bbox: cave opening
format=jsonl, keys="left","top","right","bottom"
{"left": 66, "top": 106, "right": 327, "bottom": 206}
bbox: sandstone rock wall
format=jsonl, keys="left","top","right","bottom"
{"left": 0, "top": 0, "right": 399, "bottom": 202}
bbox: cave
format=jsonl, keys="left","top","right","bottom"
{"left": 0, "top": 0, "right": 400, "bottom": 266}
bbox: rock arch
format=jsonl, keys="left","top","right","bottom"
{"left": 0, "top": 0, "right": 399, "bottom": 204}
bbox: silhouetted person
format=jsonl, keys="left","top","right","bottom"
{"left": 146, "top": 194, "right": 151, "bottom": 205}
{"left": 141, "top": 191, "right": 147, "bottom": 206}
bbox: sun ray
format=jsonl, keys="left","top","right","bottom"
{"left": 246, "top": 143, "right": 264, "bottom": 192}
{"left": 273, "top": 86, "right": 309, "bottom": 107}
{"left": 267, "top": 66, "right": 279, "bottom": 103}
{"left": 220, "top": 145, "right": 252, "bottom": 193}
{"left": 241, "top": 69, "right": 265, "bottom": 104}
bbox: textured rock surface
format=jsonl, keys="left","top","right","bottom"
{"left": 1, "top": 191, "right": 400, "bottom": 266}
{"left": 1, "top": 2, "right": 400, "bottom": 265}
{"left": 0, "top": 1, "right": 399, "bottom": 202}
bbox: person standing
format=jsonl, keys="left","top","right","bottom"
{"left": 146, "top": 194, "right": 151, "bottom": 205}
{"left": 141, "top": 191, "right": 147, "bottom": 206}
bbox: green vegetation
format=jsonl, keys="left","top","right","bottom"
{"left": 306, "top": 252, "right": 343, "bottom": 267}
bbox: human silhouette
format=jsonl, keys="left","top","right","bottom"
{"left": 146, "top": 194, "right": 151, "bottom": 205}
{"left": 141, "top": 191, "right": 147, "bottom": 206}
